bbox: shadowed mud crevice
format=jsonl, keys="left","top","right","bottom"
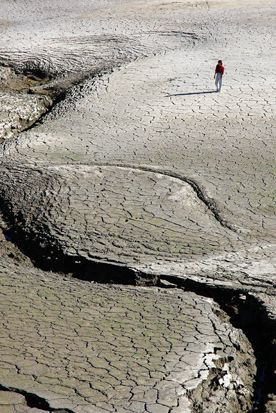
{"left": 0, "top": 161, "right": 238, "bottom": 284}
{"left": 0, "top": 217, "right": 275, "bottom": 411}
{"left": 0, "top": 384, "right": 75, "bottom": 413}
{"left": 0, "top": 169, "right": 272, "bottom": 412}
{"left": 1, "top": 205, "right": 274, "bottom": 411}
{"left": 0, "top": 60, "right": 117, "bottom": 144}
{"left": 159, "top": 274, "right": 276, "bottom": 413}
{"left": 0, "top": 63, "right": 54, "bottom": 143}
{"left": 187, "top": 354, "right": 255, "bottom": 413}
{"left": 0, "top": 174, "right": 158, "bottom": 285}
{"left": 24, "top": 64, "right": 117, "bottom": 129}
{"left": 2, "top": 227, "right": 156, "bottom": 286}
{"left": 0, "top": 61, "right": 51, "bottom": 91}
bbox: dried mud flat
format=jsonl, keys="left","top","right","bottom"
{"left": 0, "top": 0, "right": 275, "bottom": 412}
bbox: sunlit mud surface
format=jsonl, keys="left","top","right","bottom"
{"left": 0, "top": 0, "right": 275, "bottom": 412}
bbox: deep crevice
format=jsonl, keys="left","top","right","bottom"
{"left": 1, "top": 198, "right": 275, "bottom": 411}
{"left": 2, "top": 226, "right": 156, "bottom": 286}
{"left": 0, "top": 60, "right": 118, "bottom": 146}
{"left": 159, "top": 274, "right": 276, "bottom": 413}
{"left": 0, "top": 190, "right": 275, "bottom": 411}
{"left": 1, "top": 217, "right": 275, "bottom": 411}
{"left": 0, "top": 30, "right": 273, "bottom": 413}
{"left": 18, "top": 65, "right": 115, "bottom": 133}
{"left": 0, "top": 384, "right": 75, "bottom": 413}
{"left": 1, "top": 62, "right": 235, "bottom": 233}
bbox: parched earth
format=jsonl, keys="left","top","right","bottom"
{"left": 0, "top": 0, "right": 275, "bottom": 412}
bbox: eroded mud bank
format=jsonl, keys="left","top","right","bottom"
{"left": 0, "top": 212, "right": 274, "bottom": 412}
{"left": 0, "top": 1, "right": 275, "bottom": 412}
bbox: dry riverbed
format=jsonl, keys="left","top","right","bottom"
{"left": 0, "top": 0, "right": 275, "bottom": 412}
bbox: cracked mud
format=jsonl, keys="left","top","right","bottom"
{"left": 0, "top": 0, "right": 275, "bottom": 412}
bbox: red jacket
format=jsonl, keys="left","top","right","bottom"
{"left": 215, "top": 64, "right": 224, "bottom": 75}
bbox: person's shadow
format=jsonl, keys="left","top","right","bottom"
{"left": 166, "top": 90, "right": 216, "bottom": 97}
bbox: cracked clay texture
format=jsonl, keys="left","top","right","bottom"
{"left": 0, "top": 262, "right": 255, "bottom": 413}
{"left": 0, "top": 0, "right": 275, "bottom": 412}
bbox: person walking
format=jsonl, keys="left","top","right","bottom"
{"left": 214, "top": 60, "right": 224, "bottom": 92}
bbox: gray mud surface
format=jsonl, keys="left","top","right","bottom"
{"left": 0, "top": 1, "right": 275, "bottom": 412}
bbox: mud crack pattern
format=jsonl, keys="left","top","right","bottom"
{"left": 0, "top": 264, "right": 255, "bottom": 413}
{"left": 0, "top": 0, "right": 275, "bottom": 412}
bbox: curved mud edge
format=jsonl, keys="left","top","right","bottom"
{"left": 1, "top": 220, "right": 275, "bottom": 411}
{"left": 160, "top": 274, "right": 276, "bottom": 412}
{"left": 0, "top": 60, "right": 119, "bottom": 147}
{"left": 1, "top": 227, "right": 157, "bottom": 286}
{"left": 0, "top": 185, "right": 275, "bottom": 411}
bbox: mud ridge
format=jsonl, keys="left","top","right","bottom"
{"left": 15, "top": 65, "right": 116, "bottom": 132}
{"left": 59, "top": 162, "right": 237, "bottom": 232}
{"left": 2, "top": 226, "right": 156, "bottom": 286}
{"left": 111, "top": 163, "right": 237, "bottom": 232}
{"left": 3, "top": 222, "right": 275, "bottom": 411}
{"left": 1, "top": 217, "right": 275, "bottom": 411}
{"left": 0, "top": 384, "right": 75, "bottom": 413}
{"left": 159, "top": 274, "right": 276, "bottom": 412}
